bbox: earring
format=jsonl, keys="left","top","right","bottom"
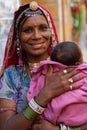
{"left": 16, "top": 39, "right": 21, "bottom": 56}
{"left": 17, "top": 47, "right": 20, "bottom": 56}
{"left": 16, "top": 34, "right": 21, "bottom": 56}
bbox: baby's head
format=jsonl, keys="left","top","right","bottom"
{"left": 51, "top": 41, "right": 83, "bottom": 66}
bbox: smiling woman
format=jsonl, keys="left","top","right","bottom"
{"left": 0, "top": 1, "right": 85, "bottom": 130}
{"left": 20, "top": 15, "right": 51, "bottom": 58}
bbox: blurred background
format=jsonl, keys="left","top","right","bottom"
{"left": 0, "top": 0, "right": 87, "bottom": 69}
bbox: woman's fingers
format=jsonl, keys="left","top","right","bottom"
{"left": 69, "top": 82, "right": 84, "bottom": 91}
{"left": 63, "top": 68, "right": 74, "bottom": 75}
{"left": 59, "top": 68, "right": 83, "bottom": 83}
{"left": 68, "top": 75, "right": 83, "bottom": 84}
{"left": 62, "top": 68, "right": 80, "bottom": 78}
{"left": 46, "top": 65, "right": 53, "bottom": 75}
{"left": 43, "top": 66, "right": 84, "bottom": 100}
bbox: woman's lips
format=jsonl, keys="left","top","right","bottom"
{"left": 30, "top": 42, "right": 45, "bottom": 49}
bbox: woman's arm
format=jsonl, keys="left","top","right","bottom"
{"left": 0, "top": 99, "right": 33, "bottom": 130}
{"left": 32, "top": 119, "right": 87, "bottom": 130}
{"left": 0, "top": 67, "right": 83, "bottom": 130}
{"left": 35, "top": 67, "right": 83, "bottom": 107}
{"left": 32, "top": 119, "right": 59, "bottom": 130}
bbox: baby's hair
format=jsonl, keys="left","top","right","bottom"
{"left": 51, "top": 41, "right": 83, "bottom": 66}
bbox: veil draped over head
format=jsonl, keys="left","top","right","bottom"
{"left": 0, "top": 1, "right": 58, "bottom": 76}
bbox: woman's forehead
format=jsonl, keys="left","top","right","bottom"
{"left": 22, "top": 15, "right": 48, "bottom": 26}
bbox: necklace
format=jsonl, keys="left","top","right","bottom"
{"left": 28, "top": 62, "right": 39, "bottom": 74}
{"left": 23, "top": 56, "right": 50, "bottom": 79}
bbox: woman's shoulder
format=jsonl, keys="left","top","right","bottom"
{"left": 3, "top": 64, "right": 24, "bottom": 79}
{"left": 5, "top": 64, "right": 23, "bottom": 73}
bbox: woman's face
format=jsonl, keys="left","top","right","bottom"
{"left": 20, "top": 15, "right": 51, "bottom": 58}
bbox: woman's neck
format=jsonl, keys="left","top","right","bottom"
{"left": 26, "top": 54, "right": 50, "bottom": 63}
{"left": 23, "top": 54, "right": 50, "bottom": 79}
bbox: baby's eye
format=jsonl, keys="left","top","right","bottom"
{"left": 40, "top": 25, "right": 49, "bottom": 31}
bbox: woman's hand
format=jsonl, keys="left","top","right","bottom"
{"left": 35, "top": 66, "right": 83, "bottom": 107}
{"left": 80, "top": 124, "right": 87, "bottom": 130}
{"left": 32, "top": 120, "right": 87, "bottom": 130}
{"left": 32, "top": 119, "right": 59, "bottom": 130}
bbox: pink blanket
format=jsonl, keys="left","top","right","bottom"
{"left": 27, "top": 60, "right": 87, "bottom": 126}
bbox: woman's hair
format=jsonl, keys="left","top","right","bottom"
{"left": 14, "top": 1, "right": 58, "bottom": 48}
{"left": 51, "top": 41, "right": 83, "bottom": 66}
{"left": 14, "top": 3, "right": 49, "bottom": 42}
{"left": 1, "top": 1, "right": 58, "bottom": 73}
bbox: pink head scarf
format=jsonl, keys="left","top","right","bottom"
{"left": 0, "top": 1, "right": 58, "bottom": 76}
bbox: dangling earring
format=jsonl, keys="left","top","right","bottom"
{"left": 16, "top": 38, "right": 21, "bottom": 56}
{"left": 16, "top": 29, "right": 21, "bottom": 57}
{"left": 17, "top": 46, "right": 20, "bottom": 56}
{"left": 50, "top": 36, "right": 54, "bottom": 51}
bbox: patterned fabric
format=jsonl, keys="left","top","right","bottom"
{"left": 0, "top": 64, "right": 30, "bottom": 113}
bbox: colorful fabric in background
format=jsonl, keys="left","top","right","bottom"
{"left": 84, "top": 0, "right": 87, "bottom": 23}
{"left": 74, "top": 5, "right": 83, "bottom": 33}
{"left": 72, "top": 1, "right": 87, "bottom": 44}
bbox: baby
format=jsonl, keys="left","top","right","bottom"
{"left": 27, "top": 41, "right": 87, "bottom": 126}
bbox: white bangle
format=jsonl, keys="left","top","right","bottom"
{"left": 60, "top": 124, "right": 70, "bottom": 130}
{"left": 28, "top": 98, "right": 45, "bottom": 114}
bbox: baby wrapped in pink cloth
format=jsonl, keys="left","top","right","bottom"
{"left": 27, "top": 60, "right": 87, "bottom": 126}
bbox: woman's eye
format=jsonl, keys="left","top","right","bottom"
{"left": 22, "top": 27, "right": 33, "bottom": 33}
{"left": 40, "top": 25, "right": 49, "bottom": 31}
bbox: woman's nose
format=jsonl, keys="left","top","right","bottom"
{"left": 33, "top": 29, "right": 42, "bottom": 39}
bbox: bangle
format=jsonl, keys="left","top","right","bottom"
{"left": 59, "top": 124, "right": 81, "bottom": 130}
{"left": 0, "top": 107, "right": 16, "bottom": 112}
{"left": 22, "top": 106, "right": 38, "bottom": 121}
{"left": 28, "top": 98, "right": 45, "bottom": 114}
{"left": 69, "top": 126, "right": 81, "bottom": 130}
{"left": 59, "top": 124, "right": 69, "bottom": 130}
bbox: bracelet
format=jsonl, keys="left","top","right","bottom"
{"left": 69, "top": 126, "right": 81, "bottom": 130}
{"left": 59, "top": 124, "right": 69, "bottom": 130}
{"left": 59, "top": 124, "right": 81, "bottom": 130}
{"left": 22, "top": 106, "right": 38, "bottom": 121}
{"left": 0, "top": 107, "right": 16, "bottom": 112}
{"left": 28, "top": 98, "right": 45, "bottom": 114}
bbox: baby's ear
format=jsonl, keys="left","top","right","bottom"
{"left": 75, "top": 56, "right": 83, "bottom": 65}
{"left": 75, "top": 62, "right": 80, "bottom": 65}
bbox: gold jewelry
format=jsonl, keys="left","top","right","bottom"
{"left": 23, "top": 62, "right": 39, "bottom": 79}
{"left": 23, "top": 64, "right": 32, "bottom": 79}
{"left": 23, "top": 56, "right": 50, "bottom": 79}
{"left": 30, "top": 1, "right": 38, "bottom": 10}
{"left": 28, "top": 56, "right": 50, "bottom": 73}
{"left": 28, "top": 62, "right": 39, "bottom": 74}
